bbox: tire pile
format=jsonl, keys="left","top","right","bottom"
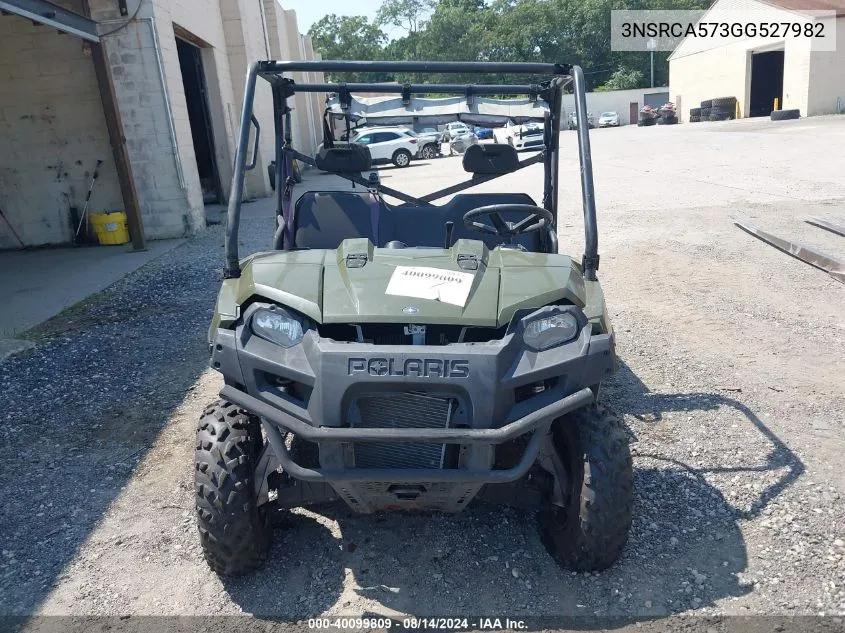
{"left": 690, "top": 96, "right": 737, "bottom": 122}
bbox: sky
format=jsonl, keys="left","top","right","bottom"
{"left": 279, "top": 0, "right": 387, "bottom": 35}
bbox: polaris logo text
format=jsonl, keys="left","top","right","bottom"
{"left": 348, "top": 358, "right": 470, "bottom": 378}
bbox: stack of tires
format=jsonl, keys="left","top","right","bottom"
{"left": 708, "top": 97, "right": 737, "bottom": 121}
{"left": 700, "top": 100, "right": 712, "bottom": 121}
{"left": 689, "top": 107, "right": 701, "bottom": 123}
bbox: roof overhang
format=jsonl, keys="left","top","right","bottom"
{"left": 0, "top": 0, "right": 99, "bottom": 42}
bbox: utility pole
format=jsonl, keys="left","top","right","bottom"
{"left": 647, "top": 38, "right": 657, "bottom": 88}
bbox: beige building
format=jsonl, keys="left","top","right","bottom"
{"left": 0, "top": 0, "right": 323, "bottom": 249}
{"left": 669, "top": 0, "right": 845, "bottom": 120}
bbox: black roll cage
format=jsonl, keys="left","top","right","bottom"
{"left": 224, "top": 60, "right": 599, "bottom": 282}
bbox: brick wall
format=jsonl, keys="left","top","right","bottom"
{"left": 0, "top": 11, "right": 122, "bottom": 248}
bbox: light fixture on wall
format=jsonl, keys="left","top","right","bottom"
{"left": 81, "top": 41, "right": 92, "bottom": 57}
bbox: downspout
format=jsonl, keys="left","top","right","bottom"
{"left": 98, "top": 16, "right": 186, "bottom": 190}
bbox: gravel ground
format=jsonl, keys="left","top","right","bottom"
{"left": 1, "top": 116, "right": 844, "bottom": 627}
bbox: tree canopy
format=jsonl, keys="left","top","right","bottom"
{"left": 308, "top": 0, "right": 709, "bottom": 89}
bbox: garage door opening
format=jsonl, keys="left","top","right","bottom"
{"left": 749, "top": 50, "right": 784, "bottom": 117}
{"left": 176, "top": 37, "right": 222, "bottom": 204}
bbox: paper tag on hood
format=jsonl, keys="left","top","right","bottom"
{"left": 385, "top": 266, "right": 475, "bottom": 307}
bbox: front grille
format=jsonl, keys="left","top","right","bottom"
{"left": 523, "top": 138, "right": 544, "bottom": 147}
{"left": 352, "top": 392, "right": 454, "bottom": 469}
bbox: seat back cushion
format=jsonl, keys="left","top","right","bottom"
{"left": 315, "top": 144, "right": 372, "bottom": 173}
{"left": 462, "top": 143, "right": 519, "bottom": 174}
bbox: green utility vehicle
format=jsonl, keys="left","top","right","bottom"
{"left": 196, "top": 60, "right": 633, "bottom": 576}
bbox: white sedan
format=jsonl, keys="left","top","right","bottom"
{"left": 598, "top": 111, "right": 620, "bottom": 127}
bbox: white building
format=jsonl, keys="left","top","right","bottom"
{"left": 0, "top": 0, "right": 323, "bottom": 249}
{"left": 669, "top": 0, "right": 845, "bottom": 120}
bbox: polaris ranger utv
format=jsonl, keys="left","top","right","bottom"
{"left": 196, "top": 60, "right": 633, "bottom": 576}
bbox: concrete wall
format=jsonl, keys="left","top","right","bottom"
{"left": 302, "top": 34, "right": 327, "bottom": 153}
{"left": 560, "top": 87, "right": 670, "bottom": 126}
{"left": 0, "top": 0, "right": 323, "bottom": 247}
{"left": 668, "top": 0, "right": 815, "bottom": 119}
{"left": 807, "top": 17, "right": 845, "bottom": 116}
{"left": 221, "top": 0, "right": 276, "bottom": 197}
{"left": 0, "top": 7, "right": 123, "bottom": 248}
{"left": 87, "top": 0, "right": 205, "bottom": 239}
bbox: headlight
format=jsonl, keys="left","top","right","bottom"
{"left": 523, "top": 311, "right": 579, "bottom": 351}
{"left": 251, "top": 306, "right": 305, "bottom": 348}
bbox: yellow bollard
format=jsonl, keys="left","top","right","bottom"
{"left": 773, "top": 97, "right": 779, "bottom": 111}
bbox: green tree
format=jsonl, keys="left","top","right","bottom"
{"left": 307, "top": 15, "right": 390, "bottom": 81}
{"left": 376, "top": 0, "right": 436, "bottom": 35}
{"left": 309, "top": 0, "right": 712, "bottom": 89}
{"left": 597, "top": 66, "right": 646, "bottom": 91}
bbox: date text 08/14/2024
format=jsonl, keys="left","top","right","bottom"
{"left": 307, "top": 617, "right": 528, "bottom": 630}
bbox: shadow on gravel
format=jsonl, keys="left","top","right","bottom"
{"left": 222, "top": 512, "right": 345, "bottom": 617}
{"left": 608, "top": 360, "right": 806, "bottom": 521}
{"left": 225, "top": 359, "right": 804, "bottom": 625}
{"left": 0, "top": 222, "right": 272, "bottom": 617}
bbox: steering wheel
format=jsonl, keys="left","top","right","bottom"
{"left": 463, "top": 204, "right": 554, "bottom": 240}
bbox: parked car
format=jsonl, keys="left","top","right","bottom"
{"left": 442, "top": 122, "right": 472, "bottom": 141}
{"left": 493, "top": 119, "right": 545, "bottom": 151}
{"left": 405, "top": 127, "right": 442, "bottom": 159}
{"left": 474, "top": 126, "right": 494, "bottom": 140}
{"left": 567, "top": 111, "right": 597, "bottom": 130}
{"left": 597, "top": 111, "right": 619, "bottom": 127}
{"left": 347, "top": 126, "right": 419, "bottom": 167}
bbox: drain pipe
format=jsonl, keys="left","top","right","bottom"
{"left": 98, "top": 17, "right": 186, "bottom": 190}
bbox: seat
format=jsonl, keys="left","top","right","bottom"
{"left": 391, "top": 193, "right": 543, "bottom": 252}
{"left": 292, "top": 191, "right": 544, "bottom": 253}
{"left": 293, "top": 191, "right": 392, "bottom": 249}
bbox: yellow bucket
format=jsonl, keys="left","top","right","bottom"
{"left": 91, "top": 211, "right": 130, "bottom": 245}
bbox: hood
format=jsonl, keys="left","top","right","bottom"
{"left": 228, "top": 239, "right": 586, "bottom": 329}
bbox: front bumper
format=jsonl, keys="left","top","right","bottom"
{"left": 513, "top": 136, "right": 544, "bottom": 150}
{"left": 221, "top": 384, "right": 594, "bottom": 484}
{"left": 210, "top": 304, "right": 615, "bottom": 507}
